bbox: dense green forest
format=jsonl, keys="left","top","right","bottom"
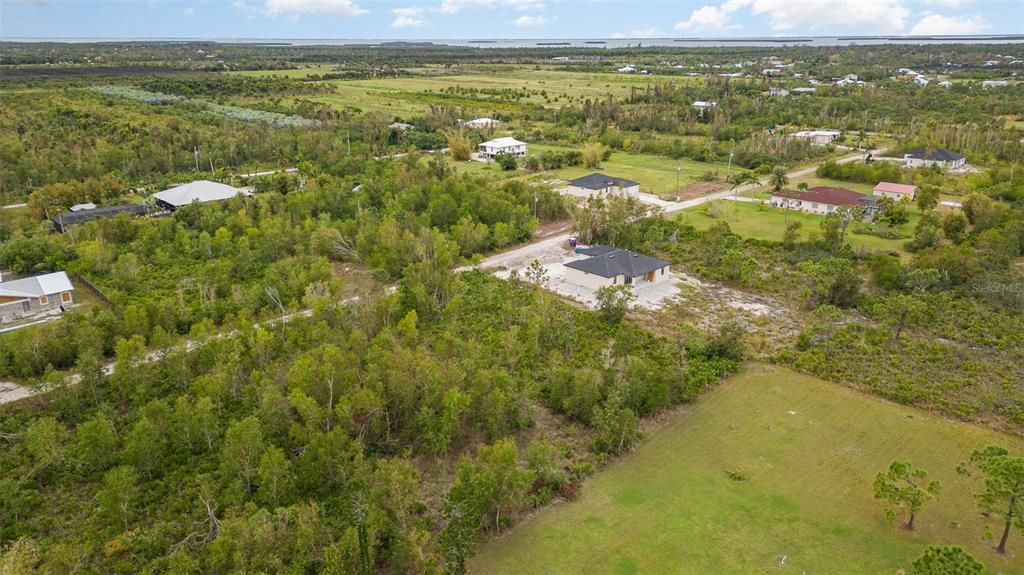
{"left": 2, "top": 40, "right": 1023, "bottom": 573}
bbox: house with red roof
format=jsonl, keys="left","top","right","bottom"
{"left": 873, "top": 181, "right": 917, "bottom": 201}
{"left": 770, "top": 186, "right": 874, "bottom": 216}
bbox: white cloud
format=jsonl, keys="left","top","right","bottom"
{"left": 922, "top": 0, "right": 973, "bottom": 6}
{"left": 233, "top": 0, "right": 260, "bottom": 18}
{"left": 514, "top": 14, "right": 546, "bottom": 26}
{"left": 675, "top": 0, "right": 748, "bottom": 32}
{"left": 910, "top": 13, "right": 990, "bottom": 35}
{"left": 612, "top": 28, "right": 663, "bottom": 38}
{"left": 263, "top": 0, "right": 368, "bottom": 19}
{"left": 182, "top": 7, "right": 194, "bottom": 16}
{"left": 748, "top": 0, "right": 909, "bottom": 33}
{"left": 439, "top": 0, "right": 544, "bottom": 14}
{"left": 391, "top": 6, "right": 428, "bottom": 27}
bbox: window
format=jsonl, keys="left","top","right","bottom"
{"left": 612, "top": 277, "right": 617, "bottom": 285}
{"left": 661, "top": 267, "right": 665, "bottom": 275}
{"left": 812, "top": 203, "right": 819, "bottom": 209}
{"left": 61, "top": 292, "right": 72, "bottom": 303}
{"left": 39, "top": 295, "right": 48, "bottom": 305}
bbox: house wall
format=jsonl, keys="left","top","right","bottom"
{"left": 905, "top": 157, "right": 966, "bottom": 170}
{"left": 874, "top": 190, "right": 914, "bottom": 201}
{"left": 566, "top": 184, "right": 640, "bottom": 197}
{"left": 0, "top": 292, "right": 72, "bottom": 324}
{"left": 770, "top": 196, "right": 842, "bottom": 216}
{"left": 564, "top": 267, "right": 617, "bottom": 291}
{"left": 479, "top": 144, "right": 528, "bottom": 158}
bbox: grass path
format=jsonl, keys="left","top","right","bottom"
{"left": 470, "top": 364, "right": 1024, "bottom": 574}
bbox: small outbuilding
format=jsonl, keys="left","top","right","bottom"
{"left": 478, "top": 137, "right": 528, "bottom": 160}
{"left": 564, "top": 246, "right": 671, "bottom": 290}
{"left": 791, "top": 130, "right": 842, "bottom": 145}
{"left": 152, "top": 180, "right": 250, "bottom": 210}
{"left": 566, "top": 173, "right": 640, "bottom": 196}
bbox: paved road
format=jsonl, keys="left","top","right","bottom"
{"left": 472, "top": 150, "right": 876, "bottom": 270}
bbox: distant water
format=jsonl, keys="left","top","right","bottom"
{"left": 5, "top": 36, "right": 1024, "bottom": 48}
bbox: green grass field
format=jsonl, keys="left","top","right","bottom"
{"left": 442, "top": 144, "right": 732, "bottom": 199}
{"left": 678, "top": 200, "right": 916, "bottom": 254}
{"left": 470, "top": 365, "right": 1024, "bottom": 574}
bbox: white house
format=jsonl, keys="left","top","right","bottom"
{"left": 792, "top": 87, "right": 816, "bottom": 94}
{"left": 564, "top": 246, "right": 671, "bottom": 291}
{"left": 617, "top": 66, "right": 636, "bottom": 73}
{"left": 904, "top": 149, "right": 966, "bottom": 170}
{"left": 762, "top": 68, "right": 782, "bottom": 77}
{"left": 791, "top": 130, "right": 842, "bottom": 145}
{"left": 770, "top": 186, "right": 870, "bottom": 216}
{"left": 566, "top": 173, "right": 640, "bottom": 197}
{"left": 769, "top": 87, "right": 789, "bottom": 97}
{"left": 873, "top": 181, "right": 918, "bottom": 201}
{"left": 982, "top": 80, "right": 1009, "bottom": 89}
{"left": 0, "top": 271, "right": 75, "bottom": 323}
{"left": 152, "top": 180, "right": 250, "bottom": 210}
{"left": 478, "top": 137, "right": 528, "bottom": 159}
{"left": 462, "top": 117, "right": 500, "bottom": 129}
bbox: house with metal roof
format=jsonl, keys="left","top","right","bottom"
{"left": 904, "top": 149, "right": 966, "bottom": 170}
{"left": 770, "top": 186, "right": 870, "bottom": 216}
{"left": 0, "top": 271, "right": 75, "bottom": 323}
{"left": 152, "top": 180, "right": 251, "bottom": 210}
{"left": 873, "top": 182, "right": 917, "bottom": 201}
{"left": 564, "top": 246, "right": 671, "bottom": 291}
{"left": 566, "top": 173, "right": 640, "bottom": 196}
{"left": 478, "top": 137, "right": 527, "bottom": 160}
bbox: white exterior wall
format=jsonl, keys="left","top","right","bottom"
{"left": 566, "top": 184, "right": 640, "bottom": 197}
{"left": 873, "top": 190, "right": 913, "bottom": 202}
{"left": 564, "top": 265, "right": 670, "bottom": 290}
{"left": 564, "top": 267, "right": 617, "bottom": 290}
{"left": 905, "top": 156, "right": 966, "bottom": 170}
{"left": 770, "top": 195, "right": 840, "bottom": 216}
{"left": 479, "top": 144, "right": 528, "bottom": 158}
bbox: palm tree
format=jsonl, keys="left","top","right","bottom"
{"left": 769, "top": 165, "right": 790, "bottom": 194}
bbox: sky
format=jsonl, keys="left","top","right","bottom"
{"left": 1, "top": 0, "right": 1022, "bottom": 40}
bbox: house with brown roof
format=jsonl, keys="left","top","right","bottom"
{"left": 770, "top": 186, "right": 872, "bottom": 216}
{"left": 873, "top": 182, "right": 917, "bottom": 201}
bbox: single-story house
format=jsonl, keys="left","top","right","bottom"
{"left": 0, "top": 271, "right": 75, "bottom": 323}
{"left": 873, "top": 181, "right": 917, "bottom": 201}
{"left": 904, "top": 149, "right": 966, "bottom": 170}
{"left": 769, "top": 87, "right": 789, "bottom": 97}
{"left": 617, "top": 66, "right": 636, "bottom": 73}
{"left": 462, "top": 117, "right": 500, "bottom": 129}
{"left": 770, "top": 186, "right": 868, "bottom": 215}
{"left": 388, "top": 122, "right": 414, "bottom": 132}
{"left": 152, "top": 180, "right": 250, "bottom": 210}
{"left": 982, "top": 80, "right": 1009, "bottom": 89}
{"left": 792, "top": 87, "right": 816, "bottom": 94}
{"left": 791, "top": 130, "right": 842, "bottom": 145}
{"left": 566, "top": 173, "right": 640, "bottom": 196}
{"left": 478, "top": 137, "right": 528, "bottom": 159}
{"left": 51, "top": 203, "right": 148, "bottom": 233}
{"left": 564, "top": 246, "right": 671, "bottom": 290}
{"left": 762, "top": 68, "right": 782, "bottom": 77}
{"left": 692, "top": 101, "right": 718, "bottom": 113}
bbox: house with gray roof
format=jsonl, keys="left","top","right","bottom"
{"left": 564, "top": 246, "right": 671, "bottom": 290}
{"left": 904, "top": 149, "right": 966, "bottom": 170}
{"left": 566, "top": 173, "right": 640, "bottom": 196}
{"left": 0, "top": 271, "right": 75, "bottom": 323}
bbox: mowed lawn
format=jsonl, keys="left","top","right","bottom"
{"left": 678, "top": 201, "right": 916, "bottom": 255}
{"left": 470, "top": 365, "right": 1024, "bottom": 574}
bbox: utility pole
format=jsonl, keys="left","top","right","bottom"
{"left": 193, "top": 146, "right": 200, "bottom": 172}
{"left": 675, "top": 167, "right": 681, "bottom": 202}
{"left": 346, "top": 131, "right": 351, "bottom": 155}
